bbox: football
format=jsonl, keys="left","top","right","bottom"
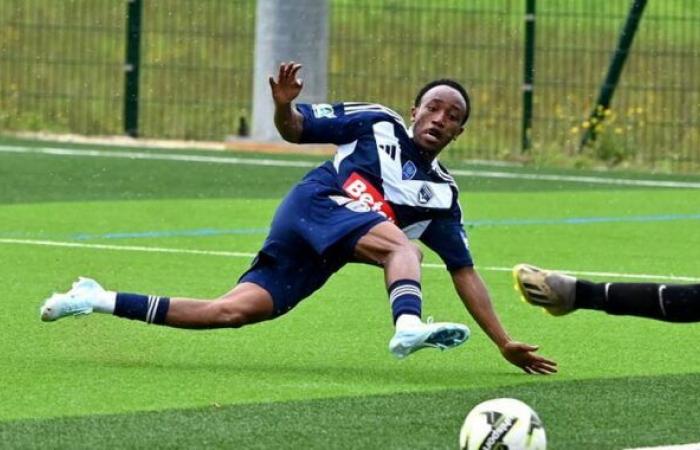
{"left": 459, "top": 398, "right": 546, "bottom": 450}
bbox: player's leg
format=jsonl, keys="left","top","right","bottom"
{"left": 575, "top": 279, "right": 700, "bottom": 322}
{"left": 514, "top": 264, "right": 700, "bottom": 322}
{"left": 162, "top": 283, "right": 274, "bottom": 328}
{"left": 40, "top": 278, "right": 275, "bottom": 328}
{"left": 355, "top": 221, "right": 470, "bottom": 358}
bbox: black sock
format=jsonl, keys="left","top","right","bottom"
{"left": 574, "top": 280, "right": 607, "bottom": 310}
{"left": 575, "top": 281, "right": 700, "bottom": 322}
{"left": 114, "top": 293, "right": 170, "bottom": 325}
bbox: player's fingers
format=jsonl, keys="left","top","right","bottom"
{"left": 531, "top": 355, "right": 557, "bottom": 366}
{"left": 268, "top": 76, "right": 276, "bottom": 88}
{"left": 523, "top": 366, "right": 534, "bottom": 375}
{"left": 283, "top": 61, "right": 296, "bottom": 78}
{"left": 277, "top": 62, "right": 287, "bottom": 78}
{"left": 290, "top": 63, "right": 303, "bottom": 78}
{"left": 531, "top": 361, "right": 557, "bottom": 374}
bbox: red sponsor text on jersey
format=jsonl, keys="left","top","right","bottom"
{"left": 342, "top": 172, "right": 397, "bottom": 222}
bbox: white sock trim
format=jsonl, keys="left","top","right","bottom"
{"left": 658, "top": 284, "right": 667, "bottom": 317}
{"left": 389, "top": 285, "right": 422, "bottom": 305}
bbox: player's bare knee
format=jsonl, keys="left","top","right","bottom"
{"left": 395, "top": 240, "right": 422, "bottom": 262}
{"left": 409, "top": 241, "right": 423, "bottom": 262}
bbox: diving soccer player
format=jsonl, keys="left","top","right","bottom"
{"left": 40, "top": 62, "right": 556, "bottom": 374}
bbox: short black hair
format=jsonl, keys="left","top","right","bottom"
{"left": 414, "top": 79, "right": 471, "bottom": 125}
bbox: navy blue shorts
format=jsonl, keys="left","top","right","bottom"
{"left": 239, "top": 179, "right": 387, "bottom": 317}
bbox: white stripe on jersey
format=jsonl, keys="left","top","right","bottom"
{"left": 432, "top": 161, "right": 457, "bottom": 186}
{"left": 333, "top": 140, "right": 358, "bottom": 172}
{"left": 373, "top": 121, "right": 453, "bottom": 209}
{"left": 343, "top": 103, "right": 407, "bottom": 128}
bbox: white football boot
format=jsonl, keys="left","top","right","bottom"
{"left": 513, "top": 264, "right": 576, "bottom": 316}
{"left": 389, "top": 318, "right": 470, "bottom": 359}
{"left": 40, "top": 277, "right": 106, "bottom": 322}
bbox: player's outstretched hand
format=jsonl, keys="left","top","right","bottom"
{"left": 269, "top": 61, "right": 304, "bottom": 106}
{"left": 500, "top": 341, "right": 558, "bottom": 375}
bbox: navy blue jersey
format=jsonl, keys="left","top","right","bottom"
{"left": 296, "top": 102, "right": 473, "bottom": 271}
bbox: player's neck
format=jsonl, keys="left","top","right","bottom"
{"left": 414, "top": 142, "right": 439, "bottom": 163}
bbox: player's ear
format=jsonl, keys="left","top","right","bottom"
{"left": 410, "top": 106, "right": 417, "bottom": 123}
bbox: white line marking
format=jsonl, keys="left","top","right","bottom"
{"left": 625, "top": 444, "right": 700, "bottom": 450}
{"left": 448, "top": 168, "right": 700, "bottom": 189}
{"left": 0, "top": 238, "right": 257, "bottom": 258}
{"left": 2, "top": 238, "right": 699, "bottom": 283}
{"left": 2, "top": 144, "right": 700, "bottom": 189}
{"left": 0, "top": 144, "right": 318, "bottom": 168}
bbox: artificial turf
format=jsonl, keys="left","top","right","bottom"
{"left": 1, "top": 137, "right": 699, "bottom": 448}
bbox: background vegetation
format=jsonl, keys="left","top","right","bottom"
{"left": 1, "top": 1, "right": 699, "bottom": 171}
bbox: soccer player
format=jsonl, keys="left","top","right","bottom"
{"left": 514, "top": 264, "right": 700, "bottom": 322}
{"left": 40, "top": 62, "right": 557, "bottom": 374}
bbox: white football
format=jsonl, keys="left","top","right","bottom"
{"left": 459, "top": 398, "right": 546, "bottom": 450}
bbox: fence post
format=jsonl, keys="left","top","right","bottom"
{"left": 251, "top": 0, "right": 329, "bottom": 141}
{"left": 124, "top": 0, "right": 143, "bottom": 137}
{"left": 521, "top": 0, "right": 536, "bottom": 153}
{"left": 580, "top": 0, "right": 647, "bottom": 149}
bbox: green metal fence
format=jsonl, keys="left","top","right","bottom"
{"left": 1, "top": 1, "right": 699, "bottom": 171}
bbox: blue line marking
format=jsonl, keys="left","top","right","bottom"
{"left": 3, "top": 213, "right": 699, "bottom": 241}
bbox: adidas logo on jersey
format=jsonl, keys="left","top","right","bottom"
{"left": 379, "top": 144, "right": 397, "bottom": 160}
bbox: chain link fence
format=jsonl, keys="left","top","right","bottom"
{"left": 1, "top": 1, "right": 699, "bottom": 171}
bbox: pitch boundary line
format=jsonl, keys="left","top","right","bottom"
{"left": 2, "top": 144, "right": 700, "bottom": 189}
{"left": 2, "top": 238, "right": 698, "bottom": 283}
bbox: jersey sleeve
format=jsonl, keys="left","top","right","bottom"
{"left": 419, "top": 204, "right": 474, "bottom": 272}
{"left": 296, "top": 103, "right": 360, "bottom": 145}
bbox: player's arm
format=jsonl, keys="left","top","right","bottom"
{"left": 449, "top": 267, "right": 557, "bottom": 374}
{"left": 269, "top": 61, "right": 304, "bottom": 143}
{"left": 420, "top": 214, "right": 557, "bottom": 374}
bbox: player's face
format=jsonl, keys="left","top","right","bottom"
{"left": 410, "top": 86, "right": 467, "bottom": 155}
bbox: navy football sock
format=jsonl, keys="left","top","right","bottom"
{"left": 114, "top": 293, "right": 170, "bottom": 325}
{"left": 388, "top": 279, "right": 422, "bottom": 324}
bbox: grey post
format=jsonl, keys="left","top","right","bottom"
{"left": 251, "top": 0, "right": 329, "bottom": 141}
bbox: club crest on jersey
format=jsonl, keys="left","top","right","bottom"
{"left": 312, "top": 103, "right": 336, "bottom": 119}
{"left": 402, "top": 161, "right": 417, "bottom": 180}
{"left": 417, "top": 183, "right": 433, "bottom": 204}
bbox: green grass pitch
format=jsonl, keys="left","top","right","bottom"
{"left": 1, "top": 136, "right": 700, "bottom": 449}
